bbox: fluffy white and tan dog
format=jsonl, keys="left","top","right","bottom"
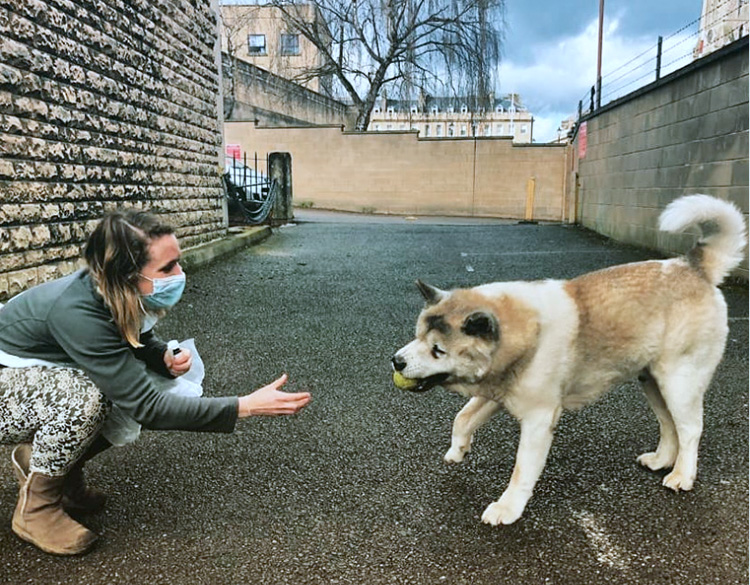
{"left": 391, "top": 194, "right": 746, "bottom": 526}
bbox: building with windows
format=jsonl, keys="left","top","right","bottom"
{"left": 367, "top": 93, "right": 534, "bottom": 143}
{"left": 221, "top": 3, "right": 332, "bottom": 96}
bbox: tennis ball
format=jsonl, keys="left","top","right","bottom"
{"left": 393, "top": 371, "right": 418, "bottom": 390}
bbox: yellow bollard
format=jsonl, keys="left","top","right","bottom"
{"left": 525, "top": 177, "right": 536, "bottom": 221}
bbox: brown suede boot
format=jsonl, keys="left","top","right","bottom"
{"left": 12, "top": 472, "right": 98, "bottom": 555}
{"left": 11, "top": 443, "right": 107, "bottom": 514}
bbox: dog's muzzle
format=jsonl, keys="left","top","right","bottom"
{"left": 391, "top": 356, "right": 449, "bottom": 392}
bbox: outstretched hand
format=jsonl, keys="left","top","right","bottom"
{"left": 238, "top": 374, "right": 311, "bottom": 418}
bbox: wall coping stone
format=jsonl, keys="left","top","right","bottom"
{"left": 180, "top": 225, "right": 271, "bottom": 272}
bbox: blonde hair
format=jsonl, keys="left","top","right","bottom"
{"left": 84, "top": 210, "right": 175, "bottom": 347}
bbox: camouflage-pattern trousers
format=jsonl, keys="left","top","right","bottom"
{"left": 0, "top": 367, "right": 110, "bottom": 476}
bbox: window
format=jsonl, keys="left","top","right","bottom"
{"left": 436, "top": 124, "right": 443, "bottom": 136}
{"left": 430, "top": 105, "right": 438, "bottom": 115}
{"left": 461, "top": 105, "right": 468, "bottom": 114}
{"left": 448, "top": 124, "right": 454, "bottom": 137}
{"left": 410, "top": 105, "right": 418, "bottom": 114}
{"left": 280, "top": 34, "right": 300, "bottom": 55}
{"left": 460, "top": 124, "right": 467, "bottom": 136}
{"left": 374, "top": 124, "right": 380, "bottom": 131}
{"left": 424, "top": 125, "right": 431, "bottom": 136}
{"left": 520, "top": 125, "right": 528, "bottom": 134}
{"left": 248, "top": 34, "right": 266, "bottom": 55}
{"left": 495, "top": 124, "right": 503, "bottom": 134}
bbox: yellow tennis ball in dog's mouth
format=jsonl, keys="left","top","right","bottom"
{"left": 393, "top": 371, "right": 418, "bottom": 390}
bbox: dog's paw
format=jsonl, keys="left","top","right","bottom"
{"left": 480, "top": 498, "right": 525, "bottom": 526}
{"left": 663, "top": 470, "right": 695, "bottom": 492}
{"left": 637, "top": 451, "right": 675, "bottom": 471}
{"left": 443, "top": 445, "right": 469, "bottom": 464}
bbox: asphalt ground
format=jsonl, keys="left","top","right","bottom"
{"left": 0, "top": 210, "right": 747, "bottom": 584}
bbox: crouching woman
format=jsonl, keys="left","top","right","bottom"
{"left": 0, "top": 211, "right": 311, "bottom": 555}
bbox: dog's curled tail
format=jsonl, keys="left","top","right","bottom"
{"left": 659, "top": 194, "right": 747, "bottom": 285}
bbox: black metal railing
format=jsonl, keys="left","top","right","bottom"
{"left": 223, "top": 152, "right": 277, "bottom": 225}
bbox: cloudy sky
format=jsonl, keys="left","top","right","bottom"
{"left": 501, "top": 0, "right": 704, "bottom": 141}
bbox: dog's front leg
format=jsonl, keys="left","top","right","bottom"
{"left": 445, "top": 397, "right": 501, "bottom": 464}
{"left": 482, "top": 407, "right": 561, "bottom": 526}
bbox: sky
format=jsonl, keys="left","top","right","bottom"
{"left": 500, "top": 0, "right": 704, "bottom": 141}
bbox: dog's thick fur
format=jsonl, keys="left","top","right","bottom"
{"left": 392, "top": 195, "right": 746, "bottom": 526}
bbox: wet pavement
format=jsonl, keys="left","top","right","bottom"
{"left": 0, "top": 210, "right": 747, "bottom": 584}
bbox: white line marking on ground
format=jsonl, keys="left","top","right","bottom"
{"left": 572, "top": 510, "right": 630, "bottom": 572}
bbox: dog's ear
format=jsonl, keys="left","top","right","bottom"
{"left": 416, "top": 280, "right": 447, "bottom": 306}
{"left": 461, "top": 312, "right": 499, "bottom": 341}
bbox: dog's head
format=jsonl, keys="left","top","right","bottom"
{"left": 391, "top": 280, "right": 539, "bottom": 394}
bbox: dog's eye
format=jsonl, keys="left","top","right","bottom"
{"left": 431, "top": 345, "right": 446, "bottom": 358}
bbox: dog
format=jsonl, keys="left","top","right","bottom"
{"left": 391, "top": 194, "right": 746, "bottom": 526}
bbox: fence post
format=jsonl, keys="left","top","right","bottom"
{"left": 596, "top": 78, "right": 602, "bottom": 109}
{"left": 656, "top": 35, "right": 663, "bottom": 81}
{"left": 589, "top": 86, "right": 595, "bottom": 112}
{"left": 268, "top": 152, "right": 293, "bottom": 226}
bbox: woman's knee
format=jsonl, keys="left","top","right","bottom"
{"left": 54, "top": 368, "right": 111, "bottom": 434}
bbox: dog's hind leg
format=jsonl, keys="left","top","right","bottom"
{"left": 653, "top": 361, "right": 715, "bottom": 491}
{"left": 637, "top": 369, "right": 678, "bottom": 471}
{"left": 444, "top": 397, "right": 501, "bottom": 464}
{"left": 481, "top": 406, "right": 562, "bottom": 525}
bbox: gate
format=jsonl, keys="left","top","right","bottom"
{"left": 223, "top": 152, "right": 278, "bottom": 225}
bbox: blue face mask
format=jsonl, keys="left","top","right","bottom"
{"left": 141, "top": 273, "right": 186, "bottom": 310}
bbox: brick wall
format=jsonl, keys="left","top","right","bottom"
{"left": 571, "top": 37, "right": 748, "bottom": 280}
{"left": 223, "top": 54, "right": 354, "bottom": 128}
{"left": 0, "top": 0, "right": 227, "bottom": 299}
{"left": 225, "top": 123, "right": 568, "bottom": 221}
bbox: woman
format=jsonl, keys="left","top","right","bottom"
{"left": 0, "top": 210, "right": 311, "bottom": 555}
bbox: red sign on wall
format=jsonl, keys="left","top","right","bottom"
{"left": 226, "top": 143, "right": 241, "bottom": 161}
{"left": 578, "top": 122, "right": 587, "bottom": 159}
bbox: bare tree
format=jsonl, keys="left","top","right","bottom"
{"left": 268, "top": 0, "right": 505, "bottom": 131}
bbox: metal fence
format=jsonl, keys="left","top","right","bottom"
{"left": 577, "top": 0, "right": 748, "bottom": 118}
{"left": 223, "top": 152, "right": 278, "bottom": 224}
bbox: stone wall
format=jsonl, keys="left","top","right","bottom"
{"left": 223, "top": 54, "right": 354, "bottom": 128}
{"left": 225, "top": 122, "right": 568, "bottom": 220}
{"left": 571, "top": 37, "right": 748, "bottom": 280}
{"left": 0, "top": 0, "right": 227, "bottom": 299}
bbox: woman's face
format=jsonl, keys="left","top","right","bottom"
{"left": 137, "top": 234, "right": 183, "bottom": 295}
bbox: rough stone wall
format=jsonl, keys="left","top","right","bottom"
{"left": 571, "top": 37, "right": 748, "bottom": 280}
{"left": 0, "top": 0, "right": 226, "bottom": 299}
{"left": 223, "top": 54, "right": 354, "bottom": 128}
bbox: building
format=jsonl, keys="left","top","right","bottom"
{"left": 694, "top": 0, "right": 748, "bottom": 58}
{"left": 221, "top": 2, "right": 333, "bottom": 96}
{"left": 367, "top": 93, "right": 534, "bottom": 143}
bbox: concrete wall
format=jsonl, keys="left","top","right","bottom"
{"left": 572, "top": 37, "right": 748, "bottom": 279}
{"left": 224, "top": 122, "right": 568, "bottom": 220}
{"left": 223, "top": 55, "right": 353, "bottom": 128}
{"left": 0, "top": 0, "right": 227, "bottom": 299}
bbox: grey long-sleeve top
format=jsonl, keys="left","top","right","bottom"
{"left": 0, "top": 269, "right": 238, "bottom": 433}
